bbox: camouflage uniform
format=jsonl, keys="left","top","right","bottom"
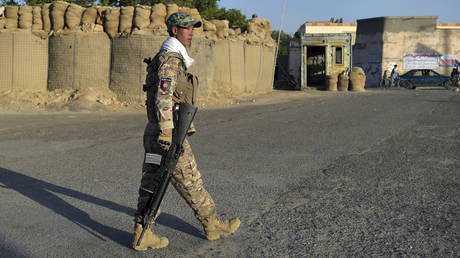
{"left": 135, "top": 49, "right": 217, "bottom": 225}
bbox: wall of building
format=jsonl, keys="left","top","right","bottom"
{"left": 299, "top": 22, "right": 357, "bottom": 44}
{"left": 353, "top": 17, "right": 460, "bottom": 87}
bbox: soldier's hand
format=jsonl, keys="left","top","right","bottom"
{"left": 158, "top": 129, "right": 173, "bottom": 151}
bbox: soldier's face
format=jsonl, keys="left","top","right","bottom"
{"left": 173, "top": 27, "right": 194, "bottom": 47}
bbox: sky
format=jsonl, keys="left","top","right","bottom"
{"left": 219, "top": 0, "right": 460, "bottom": 35}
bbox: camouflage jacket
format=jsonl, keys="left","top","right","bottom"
{"left": 144, "top": 50, "right": 197, "bottom": 134}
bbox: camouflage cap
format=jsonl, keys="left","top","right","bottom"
{"left": 166, "top": 12, "right": 202, "bottom": 31}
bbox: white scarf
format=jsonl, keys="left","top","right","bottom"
{"left": 160, "top": 37, "right": 194, "bottom": 69}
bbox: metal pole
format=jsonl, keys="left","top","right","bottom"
{"left": 272, "top": 0, "right": 287, "bottom": 89}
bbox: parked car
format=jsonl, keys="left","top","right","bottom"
{"left": 397, "top": 69, "right": 454, "bottom": 89}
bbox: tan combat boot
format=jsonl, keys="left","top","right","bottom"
{"left": 132, "top": 223, "right": 168, "bottom": 251}
{"left": 203, "top": 216, "right": 241, "bottom": 240}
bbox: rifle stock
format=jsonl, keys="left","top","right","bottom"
{"left": 136, "top": 102, "right": 197, "bottom": 247}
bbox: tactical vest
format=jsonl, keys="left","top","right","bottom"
{"left": 173, "top": 65, "right": 198, "bottom": 105}
{"left": 144, "top": 50, "right": 198, "bottom": 133}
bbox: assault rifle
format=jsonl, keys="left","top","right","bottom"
{"left": 136, "top": 102, "right": 198, "bottom": 247}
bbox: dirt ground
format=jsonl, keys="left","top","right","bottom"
{"left": 0, "top": 87, "right": 322, "bottom": 113}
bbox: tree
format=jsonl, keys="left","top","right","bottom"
{"left": 271, "top": 30, "right": 291, "bottom": 55}
{"left": 329, "top": 17, "right": 343, "bottom": 23}
{"left": 209, "top": 7, "right": 246, "bottom": 28}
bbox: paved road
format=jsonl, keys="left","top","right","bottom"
{"left": 0, "top": 88, "right": 459, "bottom": 257}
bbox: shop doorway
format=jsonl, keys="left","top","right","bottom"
{"left": 306, "top": 46, "right": 326, "bottom": 87}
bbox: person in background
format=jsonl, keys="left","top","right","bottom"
{"left": 390, "top": 64, "right": 398, "bottom": 87}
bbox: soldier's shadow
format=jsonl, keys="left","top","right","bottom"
{"left": 0, "top": 168, "right": 204, "bottom": 248}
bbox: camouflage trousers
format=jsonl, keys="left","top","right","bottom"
{"left": 135, "top": 123, "right": 216, "bottom": 225}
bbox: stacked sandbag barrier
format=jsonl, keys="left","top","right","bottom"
{"left": 0, "top": 2, "right": 275, "bottom": 46}
{"left": 5, "top": 6, "right": 19, "bottom": 29}
{"left": 0, "top": 3, "right": 276, "bottom": 107}
{"left": 18, "top": 5, "right": 33, "bottom": 29}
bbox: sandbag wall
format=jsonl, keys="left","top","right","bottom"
{"left": 0, "top": 3, "right": 276, "bottom": 105}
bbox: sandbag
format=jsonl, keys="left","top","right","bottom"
{"left": 166, "top": 4, "right": 178, "bottom": 19}
{"left": 5, "top": 6, "right": 19, "bottom": 29}
{"left": 210, "top": 19, "right": 229, "bottom": 39}
{"left": 103, "top": 7, "right": 120, "bottom": 38}
{"left": 96, "top": 6, "right": 108, "bottom": 25}
{"left": 65, "top": 3, "right": 85, "bottom": 31}
{"left": 133, "top": 5, "right": 150, "bottom": 30}
{"left": 189, "top": 8, "right": 202, "bottom": 34}
{"left": 203, "top": 19, "right": 216, "bottom": 31}
{"left": 32, "top": 6, "right": 43, "bottom": 31}
{"left": 326, "top": 74, "right": 338, "bottom": 91}
{"left": 119, "top": 6, "right": 134, "bottom": 34}
{"left": 247, "top": 17, "right": 273, "bottom": 46}
{"left": 351, "top": 66, "right": 365, "bottom": 75}
{"left": 94, "top": 24, "right": 104, "bottom": 32}
{"left": 234, "top": 27, "right": 241, "bottom": 35}
{"left": 18, "top": 5, "right": 33, "bottom": 29}
{"left": 51, "top": 1, "right": 69, "bottom": 32}
{"left": 338, "top": 73, "right": 349, "bottom": 91}
{"left": 0, "top": 18, "right": 5, "bottom": 30}
{"left": 204, "top": 30, "right": 217, "bottom": 41}
{"left": 349, "top": 68, "right": 366, "bottom": 91}
{"left": 42, "top": 3, "right": 51, "bottom": 32}
{"left": 149, "top": 3, "right": 166, "bottom": 30}
{"left": 81, "top": 7, "right": 97, "bottom": 32}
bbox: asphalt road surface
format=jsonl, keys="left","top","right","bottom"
{"left": 0, "top": 88, "right": 459, "bottom": 257}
